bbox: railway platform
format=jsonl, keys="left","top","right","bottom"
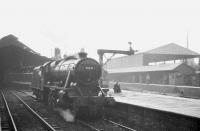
{"left": 109, "top": 89, "right": 200, "bottom": 118}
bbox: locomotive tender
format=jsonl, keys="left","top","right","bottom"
{"left": 32, "top": 51, "right": 115, "bottom": 118}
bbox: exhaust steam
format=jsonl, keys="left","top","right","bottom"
{"left": 55, "top": 108, "right": 75, "bottom": 122}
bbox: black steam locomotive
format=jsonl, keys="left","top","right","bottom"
{"left": 32, "top": 51, "right": 115, "bottom": 118}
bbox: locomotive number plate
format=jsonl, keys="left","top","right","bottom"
{"left": 85, "top": 67, "right": 94, "bottom": 70}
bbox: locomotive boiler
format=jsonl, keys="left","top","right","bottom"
{"left": 32, "top": 51, "right": 115, "bottom": 118}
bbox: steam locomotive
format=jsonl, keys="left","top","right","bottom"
{"left": 32, "top": 51, "right": 115, "bottom": 118}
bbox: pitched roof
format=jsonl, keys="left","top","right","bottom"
{"left": 0, "top": 34, "right": 38, "bottom": 54}
{"left": 105, "top": 43, "right": 200, "bottom": 68}
{"left": 107, "top": 63, "right": 187, "bottom": 73}
{"left": 0, "top": 34, "right": 50, "bottom": 69}
{"left": 144, "top": 43, "right": 200, "bottom": 56}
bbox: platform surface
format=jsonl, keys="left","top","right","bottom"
{"left": 109, "top": 90, "right": 200, "bottom": 118}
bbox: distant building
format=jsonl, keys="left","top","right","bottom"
{"left": 52, "top": 47, "right": 62, "bottom": 60}
{"left": 105, "top": 43, "right": 200, "bottom": 86}
{"left": 55, "top": 48, "right": 61, "bottom": 57}
{"left": 108, "top": 63, "right": 195, "bottom": 86}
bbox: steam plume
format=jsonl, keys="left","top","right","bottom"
{"left": 55, "top": 108, "right": 75, "bottom": 122}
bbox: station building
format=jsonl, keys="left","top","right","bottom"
{"left": 105, "top": 43, "right": 200, "bottom": 86}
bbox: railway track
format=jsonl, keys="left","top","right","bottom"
{"left": 1, "top": 90, "right": 79, "bottom": 131}
{"left": 14, "top": 89, "right": 137, "bottom": 131}
{"left": 6, "top": 90, "right": 85, "bottom": 131}
{"left": 0, "top": 92, "right": 17, "bottom": 131}
{"left": 77, "top": 118, "right": 136, "bottom": 131}
{"left": 1, "top": 91, "right": 56, "bottom": 131}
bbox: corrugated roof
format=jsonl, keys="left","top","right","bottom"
{"left": 107, "top": 63, "right": 183, "bottom": 73}
{"left": 144, "top": 43, "right": 200, "bottom": 56}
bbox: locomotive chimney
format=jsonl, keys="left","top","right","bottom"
{"left": 78, "top": 48, "right": 87, "bottom": 59}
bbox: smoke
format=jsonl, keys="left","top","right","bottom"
{"left": 55, "top": 108, "right": 75, "bottom": 122}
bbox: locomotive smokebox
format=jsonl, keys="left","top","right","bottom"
{"left": 74, "top": 58, "right": 101, "bottom": 86}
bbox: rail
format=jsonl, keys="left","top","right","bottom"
{"left": 103, "top": 118, "right": 136, "bottom": 131}
{"left": 11, "top": 91, "right": 56, "bottom": 131}
{"left": 77, "top": 119, "right": 101, "bottom": 131}
{"left": 1, "top": 92, "right": 18, "bottom": 131}
{"left": 77, "top": 118, "right": 136, "bottom": 131}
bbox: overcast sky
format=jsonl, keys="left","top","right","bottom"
{"left": 0, "top": 0, "right": 200, "bottom": 60}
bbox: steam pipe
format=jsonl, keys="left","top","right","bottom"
{"left": 64, "top": 71, "right": 71, "bottom": 88}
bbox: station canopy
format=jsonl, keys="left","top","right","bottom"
{"left": 0, "top": 34, "right": 50, "bottom": 73}
{"left": 143, "top": 43, "right": 200, "bottom": 63}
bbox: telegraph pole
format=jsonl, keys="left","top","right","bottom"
{"left": 186, "top": 31, "right": 189, "bottom": 49}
